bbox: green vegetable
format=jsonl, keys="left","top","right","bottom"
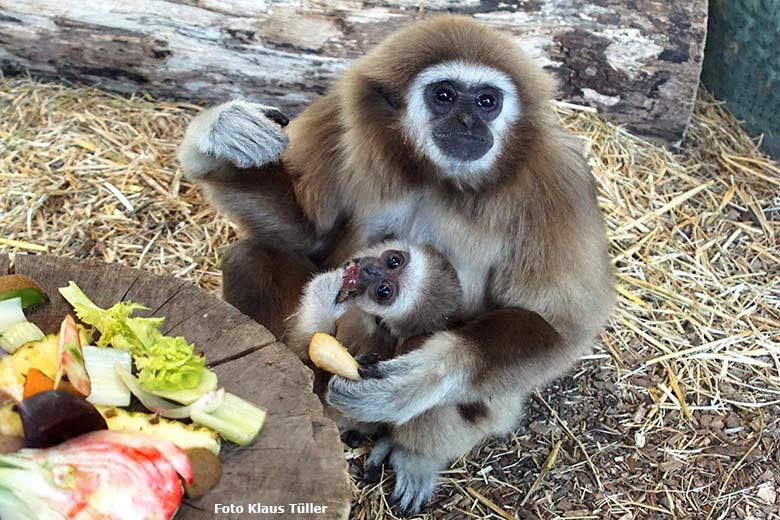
{"left": 115, "top": 364, "right": 224, "bottom": 420}
{"left": 0, "top": 275, "right": 48, "bottom": 309}
{"left": 59, "top": 282, "right": 205, "bottom": 392}
{"left": 0, "top": 486, "right": 37, "bottom": 520}
{"left": 191, "top": 393, "right": 267, "bottom": 446}
{"left": 0, "top": 321, "right": 44, "bottom": 354}
{"left": 152, "top": 368, "right": 218, "bottom": 405}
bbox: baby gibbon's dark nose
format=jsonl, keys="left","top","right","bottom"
{"left": 358, "top": 258, "right": 384, "bottom": 283}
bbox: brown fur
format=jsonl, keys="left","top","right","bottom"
{"left": 181, "top": 15, "right": 615, "bottom": 513}
{"left": 221, "top": 241, "right": 314, "bottom": 339}
{"left": 280, "top": 16, "right": 612, "bottom": 341}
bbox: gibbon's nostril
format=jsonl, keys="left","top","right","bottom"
{"left": 457, "top": 112, "right": 474, "bottom": 128}
{"left": 360, "top": 263, "right": 384, "bottom": 281}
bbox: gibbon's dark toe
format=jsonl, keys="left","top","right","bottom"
{"left": 358, "top": 363, "right": 383, "bottom": 379}
{"left": 263, "top": 108, "right": 290, "bottom": 127}
{"left": 357, "top": 352, "right": 384, "bottom": 379}
{"left": 342, "top": 429, "right": 367, "bottom": 448}
{"left": 362, "top": 462, "right": 384, "bottom": 484}
{"left": 356, "top": 352, "right": 381, "bottom": 365}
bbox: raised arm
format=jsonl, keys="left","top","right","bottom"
{"left": 177, "top": 100, "right": 317, "bottom": 256}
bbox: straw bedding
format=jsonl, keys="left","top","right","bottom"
{"left": 1, "top": 76, "right": 778, "bottom": 519}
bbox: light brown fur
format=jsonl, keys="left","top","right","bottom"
{"left": 178, "top": 15, "right": 614, "bottom": 514}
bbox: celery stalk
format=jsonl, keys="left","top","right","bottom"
{"left": 0, "top": 298, "right": 25, "bottom": 334}
{"left": 83, "top": 346, "right": 132, "bottom": 407}
{"left": 191, "top": 393, "right": 266, "bottom": 446}
{"left": 0, "top": 321, "right": 44, "bottom": 354}
{"left": 0, "top": 486, "right": 39, "bottom": 520}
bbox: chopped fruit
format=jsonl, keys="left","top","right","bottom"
{"left": 99, "top": 406, "right": 221, "bottom": 455}
{"left": 308, "top": 332, "right": 360, "bottom": 380}
{"left": 0, "top": 275, "right": 48, "bottom": 309}
{"left": 184, "top": 448, "right": 223, "bottom": 498}
{"left": 0, "top": 404, "right": 22, "bottom": 437}
{"left": 53, "top": 315, "right": 91, "bottom": 397}
{"left": 0, "top": 334, "right": 59, "bottom": 405}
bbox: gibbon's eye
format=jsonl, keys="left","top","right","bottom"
{"left": 477, "top": 93, "right": 496, "bottom": 109}
{"left": 386, "top": 254, "right": 403, "bottom": 269}
{"left": 435, "top": 86, "right": 456, "bottom": 104}
{"left": 376, "top": 281, "right": 394, "bottom": 301}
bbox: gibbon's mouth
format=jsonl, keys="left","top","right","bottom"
{"left": 336, "top": 260, "right": 360, "bottom": 303}
{"left": 431, "top": 129, "right": 493, "bottom": 162}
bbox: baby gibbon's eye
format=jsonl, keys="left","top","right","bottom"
{"left": 376, "top": 282, "right": 394, "bottom": 301}
{"left": 387, "top": 254, "right": 403, "bottom": 269}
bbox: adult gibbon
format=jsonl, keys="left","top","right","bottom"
{"left": 178, "top": 15, "right": 614, "bottom": 514}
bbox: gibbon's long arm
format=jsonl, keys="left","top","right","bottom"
{"left": 177, "top": 100, "right": 317, "bottom": 254}
{"left": 327, "top": 308, "right": 565, "bottom": 425}
{"left": 286, "top": 270, "right": 349, "bottom": 359}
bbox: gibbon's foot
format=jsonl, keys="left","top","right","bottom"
{"left": 388, "top": 445, "right": 441, "bottom": 515}
{"left": 342, "top": 429, "right": 368, "bottom": 448}
{"left": 363, "top": 435, "right": 393, "bottom": 485}
{"left": 178, "top": 100, "right": 290, "bottom": 177}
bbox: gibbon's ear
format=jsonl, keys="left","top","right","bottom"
{"left": 368, "top": 80, "right": 402, "bottom": 110}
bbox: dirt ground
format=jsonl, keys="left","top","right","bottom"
{"left": 1, "top": 77, "right": 778, "bottom": 519}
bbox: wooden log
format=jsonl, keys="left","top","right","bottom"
{"left": 0, "top": 1, "right": 706, "bottom": 144}
{"left": 1, "top": 253, "right": 352, "bottom": 519}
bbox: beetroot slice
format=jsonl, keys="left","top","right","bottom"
{"left": 17, "top": 390, "right": 107, "bottom": 448}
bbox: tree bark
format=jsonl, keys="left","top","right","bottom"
{"left": 2, "top": 253, "right": 352, "bottom": 519}
{"left": 0, "top": 0, "right": 706, "bottom": 144}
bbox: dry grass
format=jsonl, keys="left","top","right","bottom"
{"left": 1, "top": 76, "right": 779, "bottom": 519}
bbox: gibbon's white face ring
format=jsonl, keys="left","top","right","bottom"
{"left": 402, "top": 60, "right": 521, "bottom": 187}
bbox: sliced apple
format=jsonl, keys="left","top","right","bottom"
{"left": 53, "top": 315, "right": 91, "bottom": 397}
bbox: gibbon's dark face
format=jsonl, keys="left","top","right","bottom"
{"left": 402, "top": 61, "right": 521, "bottom": 186}
{"left": 423, "top": 80, "right": 502, "bottom": 162}
{"left": 355, "top": 249, "right": 408, "bottom": 306}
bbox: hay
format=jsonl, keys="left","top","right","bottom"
{"left": 1, "top": 76, "right": 778, "bottom": 519}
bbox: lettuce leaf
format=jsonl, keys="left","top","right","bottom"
{"left": 59, "top": 282, "right": 204, "bottom": 392}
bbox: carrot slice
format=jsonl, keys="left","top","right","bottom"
{"left": 23, "top": 368, "right": 54, "bottom": 399}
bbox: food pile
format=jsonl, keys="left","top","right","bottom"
{"left": 0, "top": 275, "right": 266, "bottom": 518}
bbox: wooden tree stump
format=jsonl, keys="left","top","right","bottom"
{"left": 0, "top": 0, "right": 707, "bottom": 144}
{"left": 1, "top": 253, "right": 351, "bottom": 520}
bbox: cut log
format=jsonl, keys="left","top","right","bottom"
{"left": 0, "top": 253, "right": 352, "bottom": 520}
{"left": 0, "top": 1, "right": 706, "bottom": 144}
